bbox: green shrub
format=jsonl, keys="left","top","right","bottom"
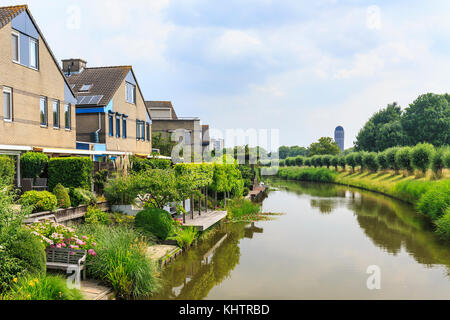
{"left": 311, "top": 155, "right": 322, "bottom": 168}
{"left": 330, "top": 156, "right": 339, "bottom": 170}
{"left": 377, "top": 152, "right": 389, "bottom": 170}
{"left": 0, "top": 156, "right": 15, "bottom": 186}
{"left": 104, "top": 175, "right": 136, "bottom": 205}
{"left": 295, "top": 156, "right": 304, "bottom": 166}
{"left": 20, "top": 152, "right": 48, "bottom": 179}
{"left": 411, "top": 143, "right": 435, "bottom": 174}
{"left": 278, "top": 167, "right": 338, "bottom": 183}
{"left": 431, "top": 147, "right": 447, "bottom": 176}
{"left": 135, "top": 208, "right": 173, "bottom": 240}
{"left": 392, "top": 180, "right": 435, "bottom": 204}
{"left": 435, "top": 208, "right": 450, "bottom": 240}
{"left": 20, "top": 191, "right": 57, "bottom": 213}
{"left": 279, "top": 160, "right": 286, "bottom": 167}
{"left": 362, "top": 152, "right": 379, "bottom": 172}
{"left": 416, "top": 180, "right": 450, "bottom": 221}
{"left": 79, "top": 224, "right": 159, "bottom": 299}
{"left": 48, "top": 157, "right": 93, "bottom": 191}
{"left": 85, "top": 206, "right": 110, "bottom": 225}
{"left": 0, "top": 251, "right": 27, "bottom": 293}
{"left": 322, "top": 155, "right": 332, "bottom": 169}
{"left": 338, "top": 156, "right": 346, "bottom": 170}
{"left": 52, "top": 184, "right": 71, "bottom": 208}
{"left": 93, "top": 169, "right": 108, "bottom": 190}
{"left": 304, "top": 158, "right": 311, "bottom": 167}
{"left": 353, "top": 152, "right": 364, "bottom": 170}
{"left": 1, "top": 275, "right": 83, "bottom": 300}
{"left": 395, "top": 147, "right": 413, "bottom": 174}
{"left": 345, "top": 153, "right": 357, "bottom": 171}
{"left": 130, "top": 156, "right": 172, "bottom": 173}
{"left": 8, "top": 229, "right": 46, "bottom": 277}
{"left": 385, "top": 147, "right": 400, "bottom": 173}
{"left": 69, "top": 188, "right": 96, "bottom": 207}
{"left": 110, "top": 212, "right": 135, "bottom": 227}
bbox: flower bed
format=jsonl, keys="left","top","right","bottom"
{"left": 27, "top": 220, "right": 97, "bottom": 256}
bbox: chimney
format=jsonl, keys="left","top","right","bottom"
{"left": 61, "top": 58, "right": 87, "bottom": 76}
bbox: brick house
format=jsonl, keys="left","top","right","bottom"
{"left": 64, "top": 59, "right": 152, "bottom": 156}
{"left": 0, "top": 5, "right": 77, "bottom": 151}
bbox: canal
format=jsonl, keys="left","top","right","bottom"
{"left": 152, "top": 178, "right": 450, "bottom": 299}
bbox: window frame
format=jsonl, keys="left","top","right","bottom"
{"left": 109, "top": 113, "right": 114, "bottom": 137}
{"left": 29, "top": 37, "right": 39, "bottom": 70}
{"left": 52, "top": 99, "right": 60, "bottom": 129}
{"left": 146, "top": 122, "right": 150, "bottom": 141}
{"left": 116, "top": 115, "right": 121, "bottom": 138}
{"left": 3, "top": 87, "right": 13, "bottom": 122}
{"left": 64, "top": 103, "right": 71, "bottom": 130}
{"left": 11, "top": 31, "right": 20, "bottom": 63}
{"left": 126, "top": 82, "right": 136, "bottom": 104}
{"left": 40, "top": 96, "right": 48, "bottom": 126}
{"left": 122, "top": 116, "right": 127, "bottom": 139}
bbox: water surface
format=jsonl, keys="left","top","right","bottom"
{"left": 152, "top": 178, "right": 450, "bottom": 300}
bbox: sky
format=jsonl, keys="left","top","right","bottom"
{"left": 3, "top": 0, "right": 450, "bottom": 150}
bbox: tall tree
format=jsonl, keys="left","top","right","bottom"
{"left": 402, "top": 93, "right": 450, "bottom": 146}
{"left": 308, "top": 137, "right": 341, "bottom": 156}
{"left": 354, "top": 102, "right": 405, "bottom": 152}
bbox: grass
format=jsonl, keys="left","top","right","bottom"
{"left": 226, "top": 198, "right": 278, "bottom": 222}
{"left": 76, "top": 224, "right": 160, "bottom": 299}
{"left": 274, "top": 167, "right": 450, "bottom": 239}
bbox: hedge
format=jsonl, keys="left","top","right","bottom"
{"left": 130, "top": 156, "right": 172, "bottom": 173}
{"left": 0, "top": 156, "right": 15, "bottom": 185}
{"left": 20, "top": 191, "right": 57, "bottom": 213}
{"left": 20, "top": 152, "right": 48, "bottom": 179}
{"left": 48, "top": 157, "right": 93, "bottom": 191}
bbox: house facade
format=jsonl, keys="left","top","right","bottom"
{"left": 0, "top": 5, "right": 77, "bottom": 150}
{"left": 146, "top": 101, "right": 204, "bottom": 157}
{"left": 64, "top": 60, "right": 152, "bottom": 155}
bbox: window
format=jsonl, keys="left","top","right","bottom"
{"left": 125, "top": 82, "right": 136, "bottom": 104}
{"left": 136, "top": 120, "right": 140, "bottom": 140}
{"left": 109, "top": 114, "right": 114, "bottom": 137}
{"left": 122, "top": 117, "right": 127, "bottom": 138}
{"left": 29, "top": 38, "right": 38, "bottom": 69}
{"left": 3, "top": 87, "right": 12, "bottom": 122}
{"left": 116, "top": 115, "right": 121, "bottom": 138}
{"left": 146, "top": 122, "right": 150, "bottom": 141}
{"left": 11, "top": 32, "right": 19, "bottom": 63}
{"left": 52, "top": 100, "right": 59, "bottom": 128}
{"left": 185, "top": 131, "right": 191, "bottom": 145}
{"left": 64, "top": 104, "right": 71, "bottom": 129}
{"left": 40, "top": 96, "right": 47, "bottom": 126}
{"left": 79, "top": 84, "right": 92, "bottom": 92}
{"left": 141, "top": 121, "right": 145, "bottom": 141}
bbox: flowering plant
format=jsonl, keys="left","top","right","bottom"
{"left": 27, "top": 220, "right": 97, "bottom": 256}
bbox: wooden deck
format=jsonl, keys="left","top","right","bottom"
{"left": 182, "top": 210, "right": 227, "bottom": 231}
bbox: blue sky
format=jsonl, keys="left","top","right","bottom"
{"left": 3, "top": 0, "right": 450, "bottom": 150}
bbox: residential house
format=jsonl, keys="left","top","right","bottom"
{"left": 0, "top": 5, "right": 77, "bottom": 152}
{"left": 202, "top": 124, "right": 210, "bottom": 154}
{"left": 145, "top": 101, "right": 203, "bottom": 158}
{"left": 63, "top": 60, "right": 152, "bottom": 156}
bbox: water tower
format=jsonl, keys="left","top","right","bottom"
{"left": 334, "top": 126, "right": 344, "bottom": 152}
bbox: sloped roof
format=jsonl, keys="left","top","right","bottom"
{"left": 67, "top": 66, "right": 131, "bottom": 106}
{"left": 0, "top": 5, "right": 27, "bottom": 29}
{"left": 0, "top": 5, "right": 76, "bottom": 100}
{"left": 145, "top": 101, "right": 178, "bottom": 120}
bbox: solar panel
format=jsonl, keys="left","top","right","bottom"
{"left": 76, "top": 95, "right": 104, "bottom": 105}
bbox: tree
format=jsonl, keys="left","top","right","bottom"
{"left": 402, "top": 93, "right": 450, "bottom": 147}
{"left": 362, "top": 152, "right": 379, "bottom": 173}
{"left": 354, "top": 103, "right": 405, "bottom": 152}
{"left": 288, "top": 146, "right": 308, "bottom": 158}
{"left": 278, "top": 146, "right": 290, "bottom": 160}
{"left": 395, "top": 147, "right": 413, "bottom": 175}
{"left": 152, "top": 132, "right": 177, "bottom": 157}
{"left": 308, "top": 137, "right": 341, "bottom": 156}
{"left": 411, "top": 143, "right": 435, "bottom": 175}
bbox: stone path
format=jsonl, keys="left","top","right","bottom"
{"left": 146, "top": 245, "right": 178, "bottom": 261}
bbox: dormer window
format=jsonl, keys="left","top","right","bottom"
{"left": 79, "top": 84, "right": 92, "bottom": 92}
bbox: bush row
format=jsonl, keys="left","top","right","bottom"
{"left": 279, "top": 143, "right": 450, "bottom": 177}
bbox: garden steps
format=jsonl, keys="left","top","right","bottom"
{"left": 80, "top": 280, "right": 114, "bottom": 300}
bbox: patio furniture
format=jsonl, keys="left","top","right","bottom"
{"left": 46, "top": 248, "right": 87, "bottom": 282}
{"left": 33, "top": 178, "right": 48, "bottom": 191}
{"left": 21, "top": 178, "right": 33, "bottom": 192}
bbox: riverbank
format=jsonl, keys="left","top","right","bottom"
{"left": 274, "top": 167, "right": 450, "bottom": 240}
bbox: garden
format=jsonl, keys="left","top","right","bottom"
{"left": 0, "top": 152, "right": 260, "bottom": 300}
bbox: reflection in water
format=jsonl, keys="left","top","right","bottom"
{"left": 152, "top": 178, "right": 450, "bottom": 300}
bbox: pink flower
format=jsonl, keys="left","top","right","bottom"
{"left": 61, "top": 243, "right": 66, "bottom": 247}
{"left": 92, "top": 242, "right": 97, "bottom": 247}
{"left": 88, "top": 249, "right": 96, "bottom": 257}
{"left": 56, "top": 244, "right": 62, "bottom": 248}
{"left": 82, "top": 236, "right": 88, "bottom": 240}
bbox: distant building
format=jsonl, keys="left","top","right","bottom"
{"left": 210, "top": 138, "right": 224, "bottom": 152}
{"left": 334, "top": 126, "right": 345, "bottom": 152}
